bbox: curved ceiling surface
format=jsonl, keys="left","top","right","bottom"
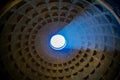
{"left": 0, "top": 0, "right": 120, "bottom": 80}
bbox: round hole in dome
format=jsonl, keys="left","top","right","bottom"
{"left": 50, "top": 34, "right": 66, "bottom": 50}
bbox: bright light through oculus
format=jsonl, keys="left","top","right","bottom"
{"left": 50, "top": 34, "right": 66, "bottom": 50}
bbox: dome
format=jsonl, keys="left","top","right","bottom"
{"left": 0, "top": 0, "right": 120, "bottom": 80}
